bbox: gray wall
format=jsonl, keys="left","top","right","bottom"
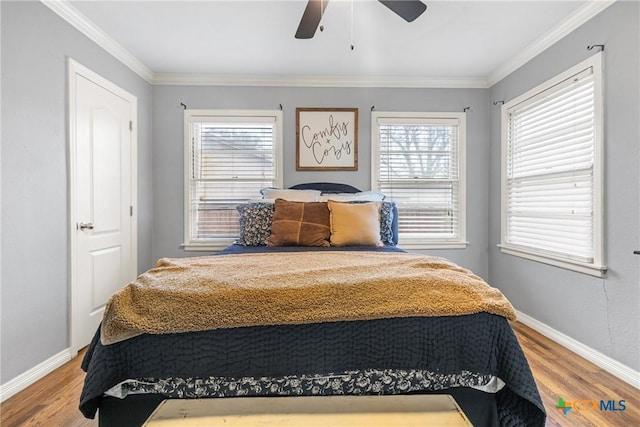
{"left": 152, "top": 86, "right": 490, "bottom": 277}
{"left": 488, "top": 1, "right": 640, "bottom": 371}
{"left": 0, "top": 1, "right": 153, "bottom": 383}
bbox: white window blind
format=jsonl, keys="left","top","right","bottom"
{"left": 372, "top": 113, "right": 466, "bottom": 247}
{"left": 184, "top": 111, "right": 282, "bottom": 249}
{"left": 501, "top": 53, "right": 604, "bottom": 275}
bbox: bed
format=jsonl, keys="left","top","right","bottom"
{"left": 79, "top": 183, "right": 546, "bottom": 427}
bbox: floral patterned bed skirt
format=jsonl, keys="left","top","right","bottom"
{"left": 105, "top": 368, "right": 505, "bottom": 400}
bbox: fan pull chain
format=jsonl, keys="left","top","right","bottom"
{"left": 350, "top": 0, "right": 354, "bottom": 50}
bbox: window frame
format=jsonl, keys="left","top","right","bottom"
{"left": 371, "top": 111, "right": 467, "bottom": 249}
{"left": 183, "top": 109, "right": 283, "bottom": 251}
{"left": 499, "top": 53, "right": 605, "bottom": 277}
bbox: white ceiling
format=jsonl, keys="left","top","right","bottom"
{"left": 58, "top": 0, "right": 611, "bottom": 86}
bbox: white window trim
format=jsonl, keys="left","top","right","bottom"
{"left": 499, "top": 53, "right": 605, "bottom": 277}
{"left": 183, "top": 109, "right": 283, "bottom": 251}
{"left": 371, "top": 111, "right": 467, "bottom": 249}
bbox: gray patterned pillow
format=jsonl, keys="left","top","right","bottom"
{"left": 236, "top": 202, "right": 274, "bottom": 246}
{"left": 379, "top": 202, "right": 395, "bottom": 245}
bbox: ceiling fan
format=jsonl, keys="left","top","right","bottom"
{"left": 295, "top": 0, "right": 427, "bottom": 39}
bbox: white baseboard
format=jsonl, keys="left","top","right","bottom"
{"left": 516, "top": 310, "right": 640, "bottom": 389}
{"left": 0, "top": 348, "right": 73, "bottom": 402}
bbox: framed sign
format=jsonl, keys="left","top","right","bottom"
{"left": 296, "top": 108, "right": 358, "bottom": 171}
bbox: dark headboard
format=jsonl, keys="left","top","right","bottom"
{"left": 289, "top": 182, "right": 360, "bottom": 194}
{"left": 288, "top": 182, "right": 399, "bottom": 245}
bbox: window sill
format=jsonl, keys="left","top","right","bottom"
{"left": 498, "top": 244, "right": 607, "bottom": 278}
{"left": 182, "top": 240, "right": 235, "bottom": 252}
{"left": 398, "top": 241, "right": 468, "bottom": 250}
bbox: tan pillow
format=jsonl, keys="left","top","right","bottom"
{"left": 267, "top": 199, "right": 330, "bottom": 247}
{"left": 328, "top": 201, "right": 382, "bottom": 247}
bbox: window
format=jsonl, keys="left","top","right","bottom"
{"left": 184, "top": 110, "right": 282, "bottom": 250}
{"left": 500, "top": 53, "right": 605, "bottom": 276}
{"left": 372, "top": 112, "right": 466, "bottom": 248}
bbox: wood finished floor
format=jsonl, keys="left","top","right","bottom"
{"left": 1, "top": 321, "right": 638, "bottom": 426}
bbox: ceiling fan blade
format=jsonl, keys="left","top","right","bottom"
{"left": 378, "top": 0, "right": 426, "bottom": 22}
{"left": 295, "top": 0, "right": 330, "bottom": 39}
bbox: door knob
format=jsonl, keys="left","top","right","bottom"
{"left": 78, "top": 222, "right": 94, "bottom": 231}
{"left": 634, "top": 250, "right": 640, "bottom": 255}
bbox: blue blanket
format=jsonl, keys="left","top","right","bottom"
{"left": 81, "top": 315, "right": 544, "bottom": 426}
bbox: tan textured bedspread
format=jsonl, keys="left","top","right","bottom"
{"left": 101, "top": 252, "right": 516, "bottom": 345}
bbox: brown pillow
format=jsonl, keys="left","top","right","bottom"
{"left": 328, "top": 200, "right": 382, "bottom": 246}
{"left": 267, "top": 199, "right": 330, "bottom": 247}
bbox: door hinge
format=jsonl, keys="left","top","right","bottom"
{"left": 130, "top": 206, "right": 133, "bottom": 217}
{"left": 129, "top": 121, "right": 133, "bottom": 131}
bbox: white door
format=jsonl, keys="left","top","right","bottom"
{"left": 69, "top": 59, "right": 137, "bottom": 353}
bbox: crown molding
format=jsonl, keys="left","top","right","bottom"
{"left": 42, "top": 0, "right": 615, "bottom": 89}
{"left": 487, "top": 0, "right": 616, "bottom": 87}
{"left": 41, "top": 0, "right": 154, "bottom": 83}
{"left": 152, "top": 73, "right": 489, "bottom": 88}
{"left": 39, "top": 1, "right": 487, "bottom": 89}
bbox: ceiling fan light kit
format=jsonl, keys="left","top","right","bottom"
{"left": 295, "top": 0, "right": 427, "bottom": 39}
